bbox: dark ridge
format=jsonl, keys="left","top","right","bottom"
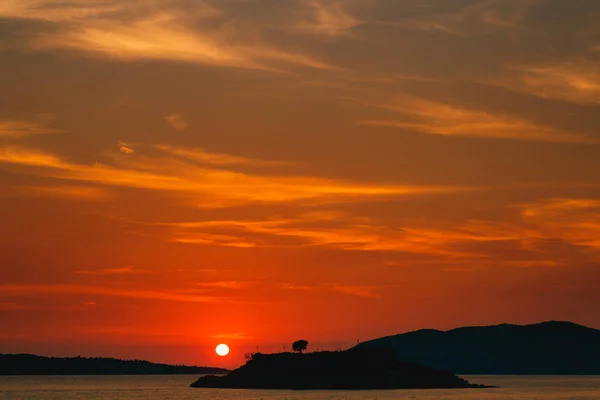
{"left": 356, "top": 321, "right": 600, "bottom": 375}
{"left": 0, "top": 354, "right": 230, "bottom": 375}
{"left": 190, "top": 348, "right": 488, "bottom": 390}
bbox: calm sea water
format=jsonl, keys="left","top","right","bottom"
{"left": 0, "top": 375, "right": 599, "bottom": 400}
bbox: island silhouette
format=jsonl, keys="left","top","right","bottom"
{"left": 190, "top": 347, "right": 485, "bottom": 390}
{"left": 191, "top": 320, "right": 600, "bottom": 389}
{"left": 5, "top": 320, "right": 598, "bottom": 384}
{"left": 355, "top": 321, "right": 600, "bottom": 375}
{"left": 0, "top": 354, "right": 229, "bottom": 375}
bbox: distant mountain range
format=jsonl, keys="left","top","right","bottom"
{"left": 0, "top": 354, "right": 229, "bottom": 375}
{"left": 356, "top": 321, "right": 600, "bottom": 375}
{"left": 5, "top": 321, "right": 599, "bottom": 376}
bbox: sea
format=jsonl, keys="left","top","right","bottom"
{"left": 0, "top": 375, "right": 599, "bottom": 400}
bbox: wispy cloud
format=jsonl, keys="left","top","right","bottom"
{"left": 173, "top": 233, "right": 259, "bottom": 248}
{"left": 0, "top": 283, "right": 231, "bottom": 303}
{"left": 294, "top": 0, "right": 362, "bottom": 37}
{"left": 0, "top": 144, "right": 466, "bottom": 207}
{"left": 521, "top": 198, "right": 600, "bottom": 250}
{"left": 0, "top": 146, "right": 70, "bottom": 168}
{"left": 279, "top": 283, "right": 315, "bottom": 291}
{"left": 279, "top": 282, "right": 384, "bottom": 298}
{"left": 0, "top": 302, "right": 102, "bottom": 313}
{"left": 165, "top": 114, "right": 189, "bottom": 131}
{"left": 154, "top": 212, "right": 477, "bottom": 254}
{"left": 117, "top": 141, "right": 135, "bottom": 154}
{"left": 76, "top": 265, "right": 148, "bottom": 276}
{"left": 363, "top": 96, "right": 597, "bottom": 143}
{"left": 331, "top": 285, "right": 382, "bottom": 298}
{"left": 0, "top": 302, "right": 32, "bottom": 311}
{"left": 212, "top": 332, "right": 252, "bottom": 340}
{"left": 155, "top": 145, "right": 293, "bottom": 167}
{"left": 3, "top": 1, "right": 337, "bottom": 71}
{"left": 150, "top": 201, "right": 600, "bottom": 268}
{"left": 20, "top": 185, "right": 110, "bottom": 201}
{"left": 0, "top": 0, "right": 127, "bottom": 22}
{"left": 195, "top": 281, "right": 253, "bottom": 289}
{"left": 0, "top": 119, "right": 62, "bottom": 137}
{"left": 488, "top": 60, "right": 600, "bottom": 105}
{"left": 394, "top": 0, "right": 539, "bottom": 38}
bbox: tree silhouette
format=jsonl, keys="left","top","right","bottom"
{"left": 292, "top": 340, "right": 308, "bottom": 354}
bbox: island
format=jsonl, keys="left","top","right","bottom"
{"left": 0, "top": 354, "right": 229, "bottom": 375}
{"left": 190, "top": 348, "right": 486, "bottom": 390}
{"left": 355, "top": 321, "right": 600, "bottom": 375}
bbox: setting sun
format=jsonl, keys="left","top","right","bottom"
{"left": 216, "top": 344, "right": 230, "bottom": 357}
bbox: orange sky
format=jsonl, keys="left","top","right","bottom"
{"left": 1, "top": 0, "right": 600, "bottom": 368}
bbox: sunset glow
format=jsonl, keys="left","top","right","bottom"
{"left": 1, "top": 0, "right": 600, "bottom": 370}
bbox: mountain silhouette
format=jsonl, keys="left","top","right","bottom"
{"left": 0, "top": 354, "right": 229, "bottom": 375}
{"left": 355, "top": 321, "right": 600, "bottom": 375}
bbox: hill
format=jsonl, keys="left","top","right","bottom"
{"left": 0, "top": 354, "right": 229, "bottom": 375}
{"left": 355, "top": 321, "right": 600, "bottom": 375}
{"left": 190, "top": 348, "right": 487, "bottom": 390}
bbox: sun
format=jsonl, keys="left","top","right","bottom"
{"left": 215, "top": 344, "right": 230, "bottom": 357}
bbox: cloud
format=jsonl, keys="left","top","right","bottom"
{"left": 154, "top": 213, "right": 469, "bottom": 254}
{"left": 331, "top": 285, "right": 382, "bottom": 298}
{"left": 155, "top": 145, "right": 293, "bottom": 167}
{"left": 0, "top": 283, "right": 231, "bottom": 303}
{"left": 165, "top": 114, "right": 188, "bottom": 131}
{"left": 488, "top": 60, "right": 600, "bottom": 105}
{"left": 3, "top": 1, "right": 337, "bottom": 71}
{"left": 0, "top": 144, "right": 466, "bottom": 207}
{"left": 0, "top": 302, "right": 32, "bottom": 311}
{"left": 362, "top": 96, "right": 598, "bottom": 143}
{"left": 279, "top": 282, "right": 383, "bottom": 298}
{"left": 19, "top": 185, "right": 110, "bottom": 201}
{"left": 212, "top": 332, "right": 252, "bottom": 340}
{"left": 393, "top": 0, "right": 540, "bottom": 38}
{"left": 173, "top": 233, "right": 259, "bottom": 248}
{"left": 149, "top": 202, "right": 600, "bottom": 269}
{"left": 117, "top": 141, "right": 135, "bottom": 154}
{"left": 157, "top": 214, "right": 412, "bottom": 252}
{"left": 0, "top": 119, "right": 62, "bottom": 137}
{"left": 0, "top": 146, "right": 70, "bottom": 168}
{"left": 76, "top": 265, "right": 148, "bottom": 276}
{"left": 0, "top": 301, "right": 101, "bottom": 313}
{"left": 279, "top": 283, "right": 315, "bottom": 291}
{"left": 0, "top": 0, "right": 127, "bottom": 22}
{"left": 294, "top": 0, "right": 362, "bottom": 37}
{"left": 32, "top": 14, "right": 247, "bottom": 66}
{"left": 195, "top": 281, "right": 253, "bottom": 289}
{"left": 521, "top": 198, "right": 600, "bottom": 250}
